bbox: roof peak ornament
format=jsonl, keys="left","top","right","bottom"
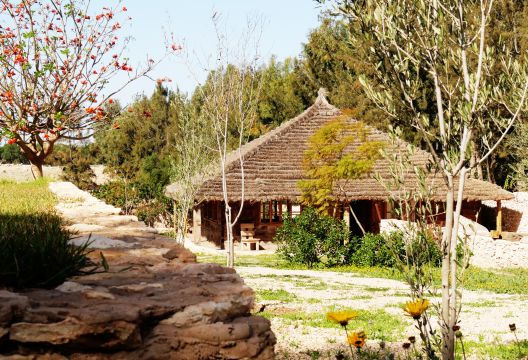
{"left": 315, "top": 88, "right": 330, "bottom": 106}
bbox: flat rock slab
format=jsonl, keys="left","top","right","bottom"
{"left": 69, "top": 234, "right": 137, "bottom": 249}
{"left": 0, "top": 245, "right": 275, "bottom": 359}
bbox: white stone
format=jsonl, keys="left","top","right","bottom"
{"left": 69, "top": 235, "right": 136, "bottom": 249}
{"left": 56, "top": 281, "right": 92, "bottom": 293}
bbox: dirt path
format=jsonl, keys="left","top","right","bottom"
{"left": 49, "top": 181, "right": 161, "bottom": 247}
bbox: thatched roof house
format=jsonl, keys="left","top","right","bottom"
{"left": 166, "top": 90, "right": 512, "bottom": 249}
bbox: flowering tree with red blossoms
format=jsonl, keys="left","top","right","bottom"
{"left": 0, "top": 0, "right": 177, "bottom": 177}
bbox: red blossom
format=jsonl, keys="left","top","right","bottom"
{"left": 7, "top": 138, "right": 16, "bottom": 145}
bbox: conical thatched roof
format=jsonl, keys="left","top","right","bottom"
{"left": 166, "top": 90, "right": 513, "bottom": 203}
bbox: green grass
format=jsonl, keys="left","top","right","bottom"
{"left": 464, "top": 299, "right": 499, "bottom": 308}
{"left": 260, "top": 307, "right": 408, "bottom": 342}
{"left": 197, "top": 253, "right": 528, "bottom": 295}
{"left": 0, "top": 178, "right": 56, "bottom": 214}
{"left": 459, "top": 339, "right": 528, "bottom": 360}
{"left": 197, "top": 253, "right": 288, "bottom": 267}
{"left": 256, "top": 288, "right": 298, "bottom": 302}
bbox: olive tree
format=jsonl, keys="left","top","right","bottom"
{"left": 320, "top": 0, "right": 528, "bottom": 358}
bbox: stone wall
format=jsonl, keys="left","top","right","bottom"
{"left": 381, "top": 217, "right": 528, "bottom": 268}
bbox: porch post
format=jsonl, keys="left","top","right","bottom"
{"left": 496, "top": 200, "right": 502, "bottom": 235}
{"left": 343, "top": 204, "right": 351, "bottom": 227}
{"left": 193, "top": 205, "right": 202, "bottom": 242}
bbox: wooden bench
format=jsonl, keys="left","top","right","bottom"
{"left": 240, "top": 223, "right": 260, "bottom": 251}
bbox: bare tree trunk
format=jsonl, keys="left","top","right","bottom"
{"left": 349, "top": 204, "right": 366, "bottom": 236}
{"left": 29, "top": 159, "right": 44, "bottom": 179}
{"left": 441, "top": 175, "right": 455, "bottom": 360}
{"left": 225, "top": 205, "right": 234, "bottom": 267}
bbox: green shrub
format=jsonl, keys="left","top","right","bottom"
{"left": 62, "top": 156, "right": 97, "bottom": 191}
{"left": 135, "top": 198, "right": 172, "bottom": 227}
{"left": 347, "top": 232, "right": 403, "bottom": 267}
{"left": 0, "top": 213, "right": 94, "bottom": 289}
{"left": 93, "top": 180, "right": 173, "bottom": 226}
{"left": 347, "top": 231, "right": 442, "bottom": 268}
{"left": 0, "top": 144, "right": 28, "bottom": 164}
{"left": 0, "top": 180, "right": 93, "bottom": 289}
{"left": 274, "top": 208, "right": 349, "bottom": 267}
{"left": 92, "top": 180, "right": 140, "bottom": 214}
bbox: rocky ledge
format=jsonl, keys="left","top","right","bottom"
{"left": 0, "top": 243, "right": 275, "bottom": 359}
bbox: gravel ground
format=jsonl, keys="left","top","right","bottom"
{"left": 236, "top": 266, "right": 528, "bottom": 359}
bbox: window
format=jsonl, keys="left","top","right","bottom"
{"left": 260, "top": 200, "right": 285, "bottom": 223}
{"left": 261, "top": 201, "right": 270, "bottom": 222}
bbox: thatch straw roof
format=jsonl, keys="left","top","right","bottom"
{"left": 166, "top": 90, "right": 512, "bottom": 203}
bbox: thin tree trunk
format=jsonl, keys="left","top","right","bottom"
{"left": 225, "top": 205, "right": 234, "bottom": 267}
{"left": 448, "top": 168, "right": 468, "bottom": 358}
{"left": 441, "top": 175, "right": 455, "bottom": 360}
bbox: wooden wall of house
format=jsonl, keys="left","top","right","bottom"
{"left": 196, "top": 201, "right": 223, "bottom": 247}
{"left": 196, "top": 200, "right": 289, "bottom": 248}
{"left": 196, "top": 199, "right": 487, "bottom": 247}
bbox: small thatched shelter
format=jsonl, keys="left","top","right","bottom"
{"left": 166, "top": 90, "right": 512, "bottom": 249}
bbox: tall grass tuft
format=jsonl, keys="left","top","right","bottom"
{"left": 0, "top": 179, "right": 93, "bottom": 289}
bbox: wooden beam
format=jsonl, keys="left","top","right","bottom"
{"left": 492, "top": 200, "right": 502, "bottom": 239}
{"left": 497, "top": 200, "right": 502, "bottom": 234}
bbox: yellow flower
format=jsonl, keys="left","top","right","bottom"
{"left": 403, "top": 298, "right": 430, "bottom": 319}
{"left": 347, "top": 330, "right": 367, "bottom": 348}
{"left": 326, "top": 311, "right": 358, "bottom": 327}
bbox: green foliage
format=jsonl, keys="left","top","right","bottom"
{"left": 299, "top": 116, "right": 384, "bottom": 214}
{"left": 294, "top": 17, "right": 386, "bottom": 127}
{"left": 347, "top": 233, "right": 403, "bottom": 268}
{"left": 506, "top": 120, "right": 528, "bottom": 190}
{"left": 46, "top": 143, "right": 101, "bottom": 166}
{"left": 135, "top": 198, "right": 172, "bottom": 227}
{"left": 0, "top": 213, "right": 93, "bottom": 289}
{"left": 0, "top": 180, "right": 92, "bottom": 289}
{"left": 93, "top": 86, "right": 181, "bottom": 222}
{"left": 275, "top": 207, "right": 441, "bottom": 269}
{"left": 275, "top": 208, "right": 349, "bottom": 267}
{"left": 96, "top": 85, "right": 181, "bottom": 181}
{"left": 253, "top": 56, "right": 305, "bottom": 135}
{"left": 92, "top": 180, "right": 138, "bottom": 213}
{"left": 93, "top": 178, "right": 172, "bottom": 226}
{"left": 0, "top": 144, "right": 28, "bottom": 164}
{"left": 347, "top": 232, "right": 441, "bottom": 268}
{"left": 61, "top": 155, "right": 97, "bottom": 191}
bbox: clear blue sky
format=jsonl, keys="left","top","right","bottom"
{"left": 110, "top": 0, "right": 324, "bottom": 103}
